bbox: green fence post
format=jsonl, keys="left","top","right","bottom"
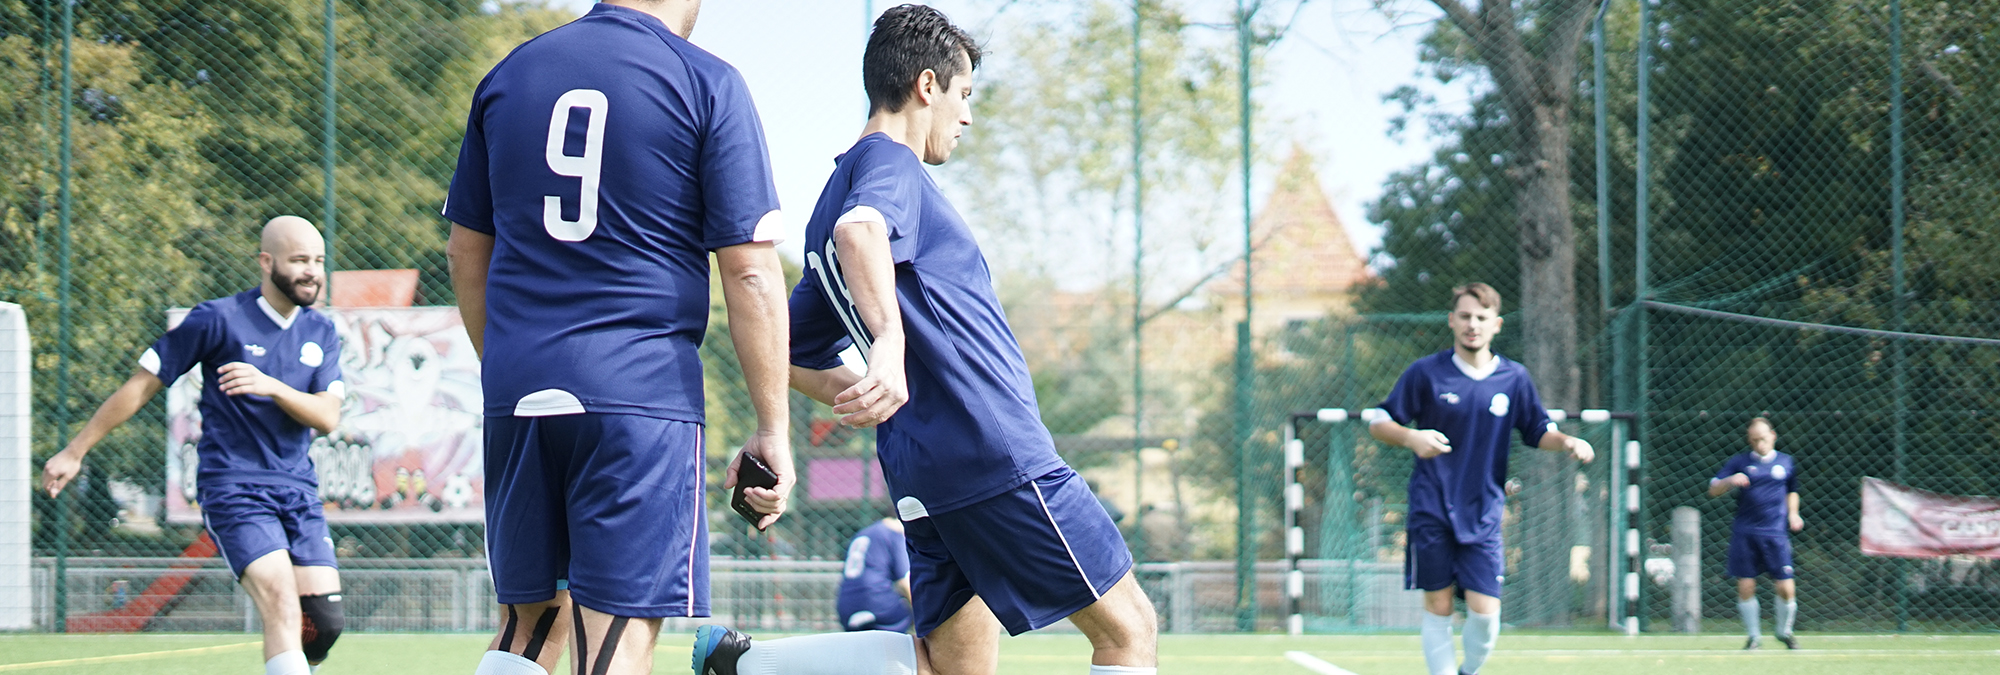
{"left": 1130, "top": 0, "right": 1146, "bottom": 564}
{"left": 1887, "top": 0, "right": 1911, "bottom": 633}
{"left": 1232, "top": 0, "right": 1258, "bottom": 633}
{"left": 1633, "top": 0, "right": 1653, "bottom": 634}
{"left": 321, "top": 0, "right": 339, "bottom": 300}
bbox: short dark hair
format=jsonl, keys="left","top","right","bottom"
{"left": 1451, "top": 282, "right": 1502, "bottom": 313}
{"left": 864, "top": 4, "right": 982, "bottom": 115}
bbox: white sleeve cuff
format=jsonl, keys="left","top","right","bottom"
{"left": 1362, "top": 408, "right": 1392, "bottom": 425}
{"left": 138, "top": 348, "right": 162, "bottom": 376}
{"left": 323, "top": 381, "right": 346, "bottom": 400}
{"left": 837, "top": 205, "right": 886, "bottom": 227}
{"left": 750, "top": 209, "right": 785, "bottom": 244}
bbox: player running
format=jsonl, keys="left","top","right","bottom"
{"left": 837, "top": 514, "right": 913, "bottom": 633}
{"left": 1366, "top": 283, "right": 1593, "bottom": 675}
{"left": 693, "top": 6, "right": 1158, "bottom": 675}
{"left": 41, "top": 216, "right": 346, "bottom": 675}
{"left": 1707, "top": 416, "right": 1803, "bottom": 650}
{"left": 443, "top": 1, "right": 793, "bottom": 673}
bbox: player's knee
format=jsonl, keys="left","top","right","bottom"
{"left": 299, "top": 593, "right": 345, "bottom": 664}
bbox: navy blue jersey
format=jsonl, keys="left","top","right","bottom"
{"left": 836, "top": 520, "right": 910, "bottom": 627}
{"left": 1374, "top": 351, "right": 1553, "bottom": 543}
{"left": 443, "top": 3, "right": 781, "bottom": 421}
{"left": 147, "top": 289, "right": 343, "bottom": 491}
{"left": 789, "top": 133, "right": 1065, "bottom": 516}
{"left": 1715, "top": 451, "right": 1798, "bottom": 536}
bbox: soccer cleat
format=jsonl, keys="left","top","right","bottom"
{"left": 1743, "top": 637, "right": 1761, "bottom": 650}
{"left": 692, "top": 625, "right": 752, "bottom": 675}
{"left": 1777, "top": 633, "right": 1798, "bottom": 650}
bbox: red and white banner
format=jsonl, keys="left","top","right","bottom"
{"left": 166, "top": 307, "right": 484, "bottom": 524}
{"left": 1860, "top": 477, "right": 2000, "bottom": 558}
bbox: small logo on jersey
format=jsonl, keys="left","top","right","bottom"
{"left": 1489, "top": 392, "right": 1510, "bottom": 417}
{"left": 243, "top": 344, "right": 267, "bottom": 357}
{"left": 1782, "top": 565, "right": 1793, "bottom": 576}
{"left": 1771, "top": 464, "right": 1788, "bottom": 480}
{"left": 1439, "top": 392, "right": 1461, "bottom": 405}
{"left": 300, "top": 342, "right": 324, "bottom": 367}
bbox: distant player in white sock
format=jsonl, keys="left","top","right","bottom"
{"left": 1710, "top": 417, "right": 1803, "bottom": 650}
{"left": 1368, "top": 284, "right": 1595, "bottom": 675}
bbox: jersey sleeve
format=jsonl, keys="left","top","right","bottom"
{"left": 143, "top": 305, "right": 220, "bottom": 383}
{"left": 308, "top": 327, "right": 345, "bottom": 399}
{"left": 441, "top": 77, "right": 496, "bottom": 234}
{"left": 841, "top": 146, "right": 924, "bottom": 264}
{"left": 1374, "top": 363, "right": 1429, "bottom": 425}
{"left": 1714, "top": 455, "right": 1743, "bottom": 481}
{"left": 698, "top": 69, "right": 784, "bottom": 250}
{"left": 1785, "top": 458, "right": 1799, "bottom": 493}
{"left": 889, "top": 531, "right": 909, "bottom": 581}
{"left": 1511, "top": 373, "right": 1554, "bottom": 447}
{"left": 788, "top": 274, "right": 852, "bottom": 370}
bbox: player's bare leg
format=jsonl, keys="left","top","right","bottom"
{"left": 478, "top": 591, "right": 574, "bottom": 674}
{"left": 915, "top": 595, "right": 1001, "bottom": 675}
{"left": 568, "top": 604, "right": 660, "bottom": 675}
{"left": 1772, "top": 578, "right": 1799, "bottom": 648}
{"left": 1063, "top": 572, "right": 1158, "bottom": 670}
{"left": 1736, "top": 577, "right": 1762, "bottom": 649}
{"left": 294, "top": 565, "right": 344, "bottom": 668}
{"left": 240, "top": 550, "right": 308, "bottom": 673}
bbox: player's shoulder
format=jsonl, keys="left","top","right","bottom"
{"left": 192, "top": 289, "right": 259, "bottom": 324}
{"left": 295, "top": 306, "right": 340, "bottom": 337}
{"left": 1409, "top": 350, "right": 1453, "bottom": 372}
{"left": 842, "top": 134, "right": 922, "bottom": 174}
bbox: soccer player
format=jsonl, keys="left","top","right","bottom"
{"left": 1366, "top": 282, "right": 1594, "bottom": 675}
{"left": 837, "top": 514, "right": 912, "bottom": 633}
{"left": 1707, "top": 416, "right": 1802, "bottom": 650}
{"left": 693, "top": 6, "right": 1158, "bottom": 675}
{"left": 442, "top": 1, "right": 794, "bottom": 674}
{"left": 40, "top": 216, "right": 346, "bottom": 675}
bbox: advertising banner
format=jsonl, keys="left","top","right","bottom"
{"left": 165, "top": 307, "right": 484, "bottom": 524}
{"left": 1859, "top": 477, "right": 2000, "bottom": 558}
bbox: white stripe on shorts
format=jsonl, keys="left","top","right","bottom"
{"left": 687, "top": 427, "right": 702, "bottom": 618}
{"left": 1030, "top": 479, "right": 1100, "bottom": 600}
{"left": 202, "top": 511, "right": 237, "bottom": 579}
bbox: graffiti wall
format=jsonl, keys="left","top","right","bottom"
{"left": 165, "top": 307, "right": 485, "bottom": 524}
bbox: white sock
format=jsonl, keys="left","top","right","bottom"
{"left": 1459, "top": 609, "right": 1499, "bottom": 674}
{"left": 1738, "top": 598, "right": 1761, "bottom": 639}
{"left": 265, "top": 650, "right": 311, "bottom": 675}
{"left": 1088, "top": 667, "right": 1157, "bottom": 674}
{"left": 738, "top": 631, "right": 917, "bottom": 675}
{"left": 1420, "top": 611, "right": 1456, "bottom": 675}
{"left": 473, "top": 650, "right": 548, "bottom": 675}
{"left": 1777, "top": 599, "right": 1797, "bottom": 636}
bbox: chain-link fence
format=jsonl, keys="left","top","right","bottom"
{"left": 3, "top": 0, "right": 1996, "bottom": 635}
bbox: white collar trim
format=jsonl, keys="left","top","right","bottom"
{"left": 257, "top": 295, "right": 299, "bottom": 330}
{"left": 1452, "top": 352, "right": 1500, "bottom": 381}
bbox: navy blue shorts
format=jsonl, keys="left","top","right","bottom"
{"left": 484, "top": 414, "right": 708, "bottom": 618}
{"left": 904, "top": 467, "right": 1134, "bottom": 637}
{"left": 1727, "top": 532, "right": 1794, "bottom": 580}
{"left": 1404, "top": 517, "right": 1504, "bottom": 598}
{"left": 200, "top": 482, "right": 338, "bottom": 579}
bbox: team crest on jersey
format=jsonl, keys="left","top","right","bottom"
{"left": 1771, "top": 464, "right": 1787, "bottom": 480}
{"left": 1439, "top": 392, "right": 1461, "bottom": 405}
{"left": 1489, "top": 392, "right": 1510, "bottom": 417}
{"left": 300, "top": 342, "right": 324, "bottom": 367}
{"left": 243, "top": 344, "right": 267, "bottom": 357}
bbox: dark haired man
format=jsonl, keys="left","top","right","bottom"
{"left": 1708, "top": 417, "right": 1802, "bottom": 650}
{"left": 693, "top": 5, "right": 1157, "bottom": 675}
{"left": 42, "top": 216, "right": 346, "bottom": 675}
{"left": 443, "top": 0, "right": 794, "bottom": 674}
{"left": 1366, "top": 282, "right": 1594, "bottom": 675}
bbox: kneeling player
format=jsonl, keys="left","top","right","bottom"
{"left": 1366, "top": 283, "right": 1593, "bottom": 675}
{"left": 1707, "top": 417, "right": 1803, "bottom": 650}
{"left": 837, "top": 514, "right": 912, "bottom": 633}
{"left": 694, "top": 6, "right": 1157, "bottom": 675}
{"left": 42, "top": 217, "right": 346, "bottom": 675}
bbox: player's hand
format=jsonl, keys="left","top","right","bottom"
{"left": 1565, "top": 436, "right": 1595, "bottom": 463}
{"left": 1406, "top": 429, "right": 1452, "bottom": 459}
{"left": 832, "top": 341, "right": 907, "bottom": 428}
{"left": 1726, "top": 473, "right": 1751, "bottom": 488}
{"left": 725, "top": 431, "right": 795, "bottom": 530}
{"left": 41, "top": 450, "right": 82, "bottom": 497}
{"left": 217, "top": 362, "right": 288, "bottom": 397}
{"left": 1789, "top": 513, "right": 1804, "bottom": 532}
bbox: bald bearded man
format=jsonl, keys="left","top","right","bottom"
{"left": 42, "top": 216, "right": 348, "bottom": 675}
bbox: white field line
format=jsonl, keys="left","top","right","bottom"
{"left": 1285, "top": 650, "right": 1361, "bottom": 675}
{"left": 0, "top": 641, "right": 259, "bottom": 672}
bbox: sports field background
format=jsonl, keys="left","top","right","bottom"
{"left": 7, "top": 0, "right": 1998, "bottom": 641}
{"left": 3, "top": 633, "right": 1997, "bottom": 675}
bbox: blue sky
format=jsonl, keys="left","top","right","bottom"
{"left": 542, "top": 0, "right": 1472, "bottom": 265}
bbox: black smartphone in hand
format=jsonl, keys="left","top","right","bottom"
{"left": 730, "top": 451, "right": 779, "bottom": 530}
